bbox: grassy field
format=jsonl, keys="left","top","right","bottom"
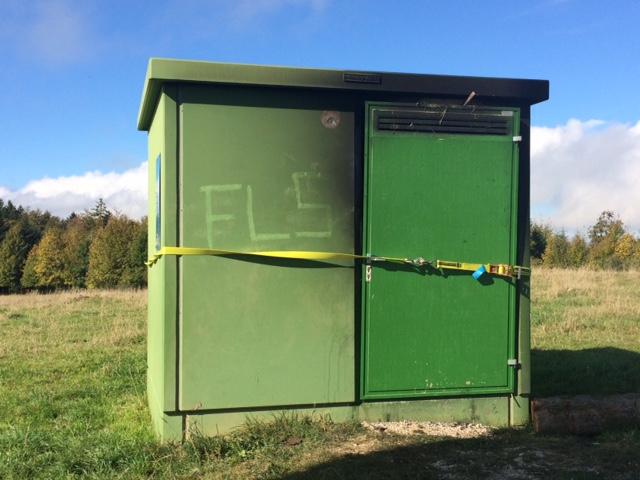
{"left": 531, "top": 269, "right": 640, "bottom": 396}
{"left": 0, "top": 269, "right": 639, "bottom": 479}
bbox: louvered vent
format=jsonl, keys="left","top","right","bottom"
{"left": 375, "top": 106, "right": 512, "bottom": 136}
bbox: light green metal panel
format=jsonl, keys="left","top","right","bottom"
{"left": 146, "top": 93, "right": 165, "bottom": 429}
{"left": 177, "top": 85, "right": 356, "bottom": 410}
{"left": 159, "top": 86, "right": 179, "bottom": 413}
{"left": 147, "top": 87, "right": 179, "bottom": 433}
{"left": 362, "top": 103, "right": 519, "bottom": 400}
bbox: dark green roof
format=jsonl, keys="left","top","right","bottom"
{"left": 138, "top": 58, "right": 549, "bottom": 131}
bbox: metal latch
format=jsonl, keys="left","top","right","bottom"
{"left": 512, "top": 135, "right": 522, "bottom": 143}
{"left": 507, "top": 358, "right": 521, "bottom": 368}
{"left": 403, "top": 257, "right": 429, "bottom": 268}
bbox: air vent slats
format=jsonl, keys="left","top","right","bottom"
{"left": 378, "top": 119, "right": 508, "bottom": 130}
{"left": 375, "top": 107, "right": 512, "bottom": 136}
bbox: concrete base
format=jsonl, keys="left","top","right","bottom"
{"left": 152, "top": 395, "right": 529, "bottom": 441}
{"left": 509, "top": 394, "right": 531, "bottom": 427}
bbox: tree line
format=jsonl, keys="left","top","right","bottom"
{"left": 0, "top": 199, "right": 147, "bottom": 293}
{"left": 531, "top": 211, "right": 640, "bottom": 269}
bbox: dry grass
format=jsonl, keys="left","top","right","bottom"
{"left": 0, "top": 289, "right": 145, "bottom": 359}
{"left": 532, "top": 268, "right": 640, "bottom": 307}
{"left": 532, "top": 268, "right": 640, "bottom": 349}
{"left": 531, "top": 268, "right": 640, "bottom": 396}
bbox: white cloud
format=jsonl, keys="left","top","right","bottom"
{"left": 532, "top": 119, "right": 640, "bottom": 233}
{"left": 1, "top": 162, "right": 147, "bottom": 219}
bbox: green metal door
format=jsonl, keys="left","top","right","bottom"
{"left": 362, "top": 103, "right": 520, "bottom": 400}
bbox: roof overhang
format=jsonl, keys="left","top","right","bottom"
{"left": 137, "top": 58, "right": 549, "bottom": 131}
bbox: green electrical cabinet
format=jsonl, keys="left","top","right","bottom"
{"left": 138, "top": 59, "right": 548, "bottom": 441}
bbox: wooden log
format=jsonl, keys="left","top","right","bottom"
{"left": 531, "top": 394, "right": 640, "bottom": 435}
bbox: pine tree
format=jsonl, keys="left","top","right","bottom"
{"left": 89, "top": 198, "right": 111, "bottom": 227}
{"left": 120, "top": 220, "right": 148, "bottom": 288}
{"left": 530, "top": 222, "right": 553, "bottom": 260}
{"left": 0, "top": 222, "right": 30, "bottom": 292}
{"left": 0, "top": 200, "right": 23, "bottom": 243}
{"left": 87, "top": 216, "right": 136, "bottom": 288}
{"left": 34, "top": 228, "right": 68, "bottom": 288}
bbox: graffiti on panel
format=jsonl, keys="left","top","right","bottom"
{"left": 291, "top": 172, "right": 332, "bottom": 239}
{"left": 200, "top": 184, "right": 244, "bottom": 247}
{"left": 200, "top": 172, "right": 333, "bottom": 247}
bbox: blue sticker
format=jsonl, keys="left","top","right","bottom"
{"left": 155, "top": 155, "right": 161, "bottom": 252}
{"left": 472, "top": 265, "right": 486, "bottom": 281}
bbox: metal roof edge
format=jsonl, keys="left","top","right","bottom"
{"left": 137, "top": 58, "right": 549, "bottom": 131}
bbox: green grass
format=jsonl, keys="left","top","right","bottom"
{"left": 0, "top": 270, "right": 639, "bottom": 479}
{"left": 531, "top": 269, "right": 640, "bottom": 396}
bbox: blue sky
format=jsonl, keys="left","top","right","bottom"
{"left": 1, "top": 0, "right": 639, "bottom": 231}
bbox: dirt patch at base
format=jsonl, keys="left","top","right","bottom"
{"left": 361, "top": 420, "right": 493, "bottom": 438}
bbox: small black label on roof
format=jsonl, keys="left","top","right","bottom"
{"left": 343, "top": 72, "right": 382, "bottom": 85}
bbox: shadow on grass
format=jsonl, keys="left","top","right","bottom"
{"left": 532, "top": 347, "right": 640, "bottom": 397}
{"left": 278, "top": 429, "right": 640, "bottom": 480}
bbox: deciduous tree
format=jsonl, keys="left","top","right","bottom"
{"left": 567, "top": 234, "right": 588, "bottom": 268}
{"left": 542, "top": 232, "right": 570, "bottom": 268}
{"left": 588, "top": 211, "right": 624, "bottom": 246}
{"left": 62, "top": 215, "right": 93, "bottom": 288}
{"left": 614, "top": 233, "right": 637, "bottom": 265}
{"left": 34, "top": 228, "right": 67, "bottom": 288}
{"left": 21, "top": 244, "right": 39, "bottom": 289}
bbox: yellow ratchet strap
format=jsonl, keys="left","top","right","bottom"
{"left": 145, "top": 246, "right": 406, "bottom": 267}
{"left": 146, "top": 247, "right": 529, "bottom": 279}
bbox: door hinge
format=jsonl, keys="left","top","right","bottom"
{"left": 365, "top": 265, "right": 372, "bottom": 283}
{"left": 507, "top": 358, "right": 521, "bottom": 368}
{"left": 512, "top": 135, "right": 522, "bottom": 143}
